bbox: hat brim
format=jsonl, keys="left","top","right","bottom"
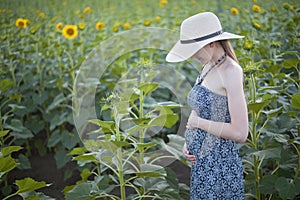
{"left": 166, "top": 32, "right": 244, "bottom": 63}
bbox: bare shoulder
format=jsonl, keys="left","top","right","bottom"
{"left": 220, "top": 57, "right": 243, "bottom": 84}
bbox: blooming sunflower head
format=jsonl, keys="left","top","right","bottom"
{"left": 252, "top": 5, "right": 262, "bottom": 12}
{"left": 123, "top": 23, "right": 130, "bottom": 30}
{"left": 112, "top": 25, "right": 118, "bottom": 32}
{"left": 15, "top": 18, "right": 27, "bottom": 29}
{"left": 144, "top": 19, "right": 151, "bottom": 26}
{"left": 56, "top": 22, "right": 63, "bottom": 31}
{"left": 84, "top": 7, "right": 91, "bottom": 14}
{"left": 155, "top": 16, "right": 161, "bottom": 23}
{"left": 244, "top": 40, "right": 254, "bottom": 50}
{"left": 24, "top": 19, "right": 30, "bottom": 25}
{"left": 289, "top": 4, "right": 295, "bottom": 11}
{"left": 158, "top": 0, "right": 168, "bottom": 7}
{"left": 78, "top": 22, "right": 85, "bottom": 30}
{"left": 62, "top": 25, "right": 78, "bottom": 39}
{"left": 96, "top": 21, "right": 105, "bottom": 30}
{"left": 39, "top": 12, "right": 45, "bottom": 18}
{"left": 230, "top": 7, "right": 239, "bottom": 15}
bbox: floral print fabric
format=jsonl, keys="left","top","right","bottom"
{"left": 185, "top": 84, "right": 244, "bottom": 200}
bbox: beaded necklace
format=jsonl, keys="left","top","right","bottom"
{"left": 197, "top": 53, "right": 227, "bottom": 85}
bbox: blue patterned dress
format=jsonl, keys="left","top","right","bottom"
{"left": 185, "top": 83, "right": 244, "bottom": 200}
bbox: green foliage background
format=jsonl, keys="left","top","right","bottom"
{"left": 0, "top": 0, "right": 299, "bottom": 199}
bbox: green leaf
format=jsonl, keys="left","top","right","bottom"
{"left": 84, "top": 140, "right": 128, "bottom": 154}
{"left": 54, "top": 147, "right": 71, "bottom": 169}
{"left": 283, "top": 58, "right": 300, "bottom": 69}
{"left": 136, "top": 142, "right": 157, "bottom": 152}
{"left": 47, "top": 130, "right": 61, "bottom": 147}
{"left": 88, "top": 119, "right": 115, "bottom": 132}
{"left": 22, "top": 191, "right": 55, "bottom": 200}
{"left": 80, "top": 168, "right": 91, "bottom": 181}
{"left": 61, "top": 131, "right": 79, "bottom": 150}
{"left": 0, "top": 130, "right": 10, "bottom": 137}
{"left": 258, "top": 175, "right": 278, "bottom": 194}
{"left": 68, "top": 147, "right": 88, "bottom": 156}
{"left": 156, "top": 135, "right": 185, "bottom": 161}
{"left": 251, "top": 147, "right": 281, "bottom": 159}
{"left": 138, "top": 83, "right": 158, "bottom": 96}
{"left": 262, "top": 106, "right": 283, "bottom": 117}
{"left": 275, "top": 177, "right": 299, "bottom": 200}
{"left": 291, "top": 93, "right": 300, "bottom": 109}
{"left": 46, "top": 93, "right": 66, "bottom": 112}
{"left": 1, "top": 146, "right": 23, "bottom": 157}
{"left": 126, "top": 124, "right": 147, "bottom": 135}
{"left": 0, "top": 156, "right": 18, "bottom": 175}
{"left": 5, "top": 119, "right": 34, "bottom": 139}
{"left": 34, "top": 139, "right": 47, "bottom": 156}
{"left": 0, "top": 79, "right": 14, "bottom": 93}
{"left": 148, "top": 114, "right": 178, "bottom": 128}
{"left": 15, "top": 177, "right": 47, "bottom": 194}
{"left": 136, "top": 164, "right": 167, "bottom": 177}
{"left": 132, "top": 118, "right": 151, "bottom": 125}
{"left": 65, "top": 183, "right": 92, "bottom": 200}
{"left": 73, "top": 154, "right": 98, "bottom": 163}
{"left": 17, "top": 154, "right": 31, "bottom": 170}
{"left": 165, "top": 167, "right": 179, "bottom": 191}
{"left": 114, "top": 101, "right": 129, "bottom": 114}
{"left": 248, "top": 101, "right": 269, "bottom": 114}
{"left": 156, "top": 101, "right": 182, "bottom": 109}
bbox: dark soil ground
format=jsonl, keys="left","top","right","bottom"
{"left": 8, "top": 153, "right": 190, "bottom": 199}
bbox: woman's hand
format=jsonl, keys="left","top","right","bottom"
{"left": 186, "top": 110, "right": 200, "bottom": 130}
{"left": 183, "top": 143, "right": 196, "bottom": 165}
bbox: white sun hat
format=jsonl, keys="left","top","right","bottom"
{"left": 166, "top": 12, "right": 244, "bottom": 62}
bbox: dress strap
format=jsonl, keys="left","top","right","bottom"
{"left": 197, "top": 53, "right": 227, "bottom": 85}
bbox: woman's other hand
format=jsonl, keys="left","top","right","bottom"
{"left": 183, "top": 143, "right": 196, "bottom": 165}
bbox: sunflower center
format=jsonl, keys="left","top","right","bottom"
{"left": 19, "top": 21, "right": 24, "bottom": 27}
{"left": 67, "top": 28, "right": 74, "bottom": 35}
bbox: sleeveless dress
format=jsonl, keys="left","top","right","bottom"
{"left": 185, "top": 82, "right": 244, "bottom": 200}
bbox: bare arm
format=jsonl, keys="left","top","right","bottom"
{"left": 187, "top": 64, "right": 248, "bottom": 143}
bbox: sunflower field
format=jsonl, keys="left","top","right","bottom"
{"left": 0, "top": 0, "right": 299, "bottom": 199}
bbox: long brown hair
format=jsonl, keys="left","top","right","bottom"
{"left": 219, "top": 40, "right": 238, "bottom": 63}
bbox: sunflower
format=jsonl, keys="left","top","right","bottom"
{"left": 123, "top": 23, "right": 130, "bottom": 30}
{"left": 244, "top": 40, "right": 254, "bottom": 50}
{"left": 155, "top": 16, "right": 161, "bottom": 23}
{"left": 39, "top": 12, "right": 45, "bottom": 18}
{"left": 230, "top": 7, "right": 239, "bottom": 15}
{"left": 112, "top": 25, "right": 118, "bottom": 32}
{"left": 96, "top": 21, "right": 105, "bottom": 30}
{"left": 15, "top": 18, "right": 27, "bottom": 29}
{"left": 159, "top": 0, "right": 168, "bottom": 7}
{"left": 144, "top": 19, "right": 151, "bottom": 26}
{"left": 62, "top": 25, "right": 78, "bottom": 39}
{"left": 252, "top": 5, "right": 262, "bottom": 12}
{"left": 289, "top": 5, "right": 295, "bottom": 11}
{"left": 84, "top": 7, "right": 91, "bottom": 14}
{"left": 56, "top": 22, "right": 63, "bottom": 30}
{"left": 78, "top": 22, "right": 85, "bottom": 30}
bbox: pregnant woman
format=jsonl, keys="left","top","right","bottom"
{"left": 166, "top": 12, "right": 248, "bottom": 199}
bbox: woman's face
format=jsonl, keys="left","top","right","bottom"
{"left": 191, "top": 44, "right": 212, "bottom": 64}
